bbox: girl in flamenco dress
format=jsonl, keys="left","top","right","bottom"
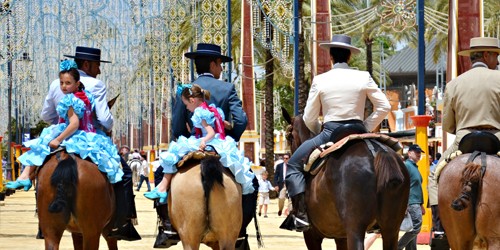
{"left": 6, "top": 60, "right": 123, "bottom": 190}
{"left": 144, "top": 84, "right": 255, "bottom": 203}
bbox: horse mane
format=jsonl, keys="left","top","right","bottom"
{"left": 200, "top": 156, "right": 225, "bottom": 200}
{"left": 48, "top": 154, "right": 78, "bottom": 216}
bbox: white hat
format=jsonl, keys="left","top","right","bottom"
{"left": 458, "top": 37, "right": 500, "bottom": 56}
{"left": 319, "top": 34, "right": 361, "bottom": 55}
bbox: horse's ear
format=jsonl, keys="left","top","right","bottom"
{"left": 108, "top": 94, "right": 120, "bottom": 109}
{"left": 282, "top": 107, "right": 292, "bottom": 125}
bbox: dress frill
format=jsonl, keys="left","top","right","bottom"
{"left": 160, "top": 105, "right": 255, "bottom": 194}
{"left": 18, "top": 92, "right": 123, "bottom": 184}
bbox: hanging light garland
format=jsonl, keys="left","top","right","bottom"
{"left": 377, "top": 0, "right": 416, "bottom": 32}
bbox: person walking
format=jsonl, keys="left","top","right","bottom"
{"left": 258, "top": 171, "right": 274, "bottom": 218}
{"left": 136, "top": 153, "right": 151, "bottom": 192}
{"left": 398, "top": 144, "right": 426, "bottom": 250}
{"left": 274, "top": 153, "right": 289, "bottom": 216}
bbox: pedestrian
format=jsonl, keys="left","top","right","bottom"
{"left": 274, "top": 153, "right": 289, "bottom": 216}
{"left": 283, "top": 34, "right": 391, "bottom": 232}
{"left": 258, "top": 171, "right": 274, "bottom": 218}
{"left": 136, "top": 153, "right": 151, "bottom": 192}
{"left": 398, "top": 144, "right": 426, "bottom": 250}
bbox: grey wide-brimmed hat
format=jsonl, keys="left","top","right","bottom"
{"left": 64, "top": 46, "right": 111, "bottom": 63}
{"left": 184, "top": 43, "right": 233, "bottom": 62}
{"left": 319, "top": 34, "right": 361, "bottom": 55}
{"left": 458, "top": 37, "right": 500, "bottom": 56}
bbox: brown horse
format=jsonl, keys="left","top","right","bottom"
{"left": 438, "top": 153, "right": 500, "bottom": 249}
{"left": 37, "top": 150, "right": 118, "bottom": 249}
{"left": 168, "top": 156, "right": 242, "bottom": 250}
{"left": 283, "top": 110, "right": 410, "bottom": 250}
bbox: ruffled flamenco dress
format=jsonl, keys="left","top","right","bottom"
{"left": 159, "top": 102, "right": 255, "bottom": 195}
{"left": 18, "top": 90, "right": 123, "bottom": 184}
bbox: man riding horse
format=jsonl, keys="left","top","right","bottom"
{"left": 283, "top": 34, "right": 391, "bottom": 232}
{"left": 439, "top": 36, "right": 500, "bottom": 164}
{"left": 154, "top": 43, "right": 258, "bottom": 249}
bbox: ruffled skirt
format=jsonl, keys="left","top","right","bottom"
{"left": 159, "top": 135, "right": 255, "bottom": 194}
{"left": 18, "top": 124, "right": 123, "bottom": 184}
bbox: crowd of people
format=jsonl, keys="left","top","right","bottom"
{"left": 3, "top": 33, "right": 500, "bottom": 249}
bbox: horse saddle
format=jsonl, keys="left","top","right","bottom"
{"left": 177, "top": 150, "right": 220, "bottom": 168}
{"left": 305, "top": 124, "right": 402, "bottom": 174}
{"left": 458, "top": 131, "right": 500, "bottom": 155}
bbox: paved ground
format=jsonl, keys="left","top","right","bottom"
{"left": 0, "top": 188, "right": 430, "bottom": 249}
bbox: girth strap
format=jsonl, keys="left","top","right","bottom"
{"left": 364, "top": 139, "right": 388, "bottom": 157}
{"left": 466, "top": 151, "right": 487, "bottom": 178}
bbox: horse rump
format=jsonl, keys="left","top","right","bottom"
{"left": 451, "top": 161, "right": 482, "bottom": 211}
{"left": 373, "top": 150, "right": 405, "bottom": 192}
{"left": 200, "top": 156, "right": 225, "bottom": 199}
{"left": 48, "top": 155, "right": 78, "bottom": 214}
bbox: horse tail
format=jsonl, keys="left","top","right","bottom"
{"left": 451, "top": 161, "right": 482, "bottom": 211}
{"left": 200, "top": 156, "right": 225, "bottom": 200}
{"left": 374, "top": 150, "right": 405, "bottom": 193}
{"left": 48, "top": 155, "right": 78, "bottom": 215}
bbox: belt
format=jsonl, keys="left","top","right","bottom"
{"left": 468, "top": 125, "right": 498, "bottom": 130}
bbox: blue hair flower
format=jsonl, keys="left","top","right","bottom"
{"left": 60, "top": 60, "right": 78, "bottom": 71}
{"left": 176, "top": 83, "right": 192, "bottom": 96}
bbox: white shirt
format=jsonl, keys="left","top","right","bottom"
{"left": 139, "top": 160, "right": 149, "bottom": 176}
{"left": 40, "top": 70, "right": 113, "bottom": 131}
{"left": 303, "top": 63, "right": 390, "bottom": 133}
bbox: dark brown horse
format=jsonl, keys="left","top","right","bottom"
{"left": 438, "top": 153, "right": 500, "bottom": 249}
{"left": 37, "top": 150, "right": 117, "bottom": 249}
{"left": 168, "top": 156, "right": 242, "bottom": 250}
{"left": 283, "top": 110, "right": 410, "bottom": 250}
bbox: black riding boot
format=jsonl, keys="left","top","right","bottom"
{"left": 108, "top": 177, "right": 141, "bottom": 241}
{"left": 154, "top": 201, "right": 180, "bottom": 248}
{"left": 281, "top": 193, "right": 309, "bottom": 232}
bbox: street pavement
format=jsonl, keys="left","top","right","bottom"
{"left": 0, "top": 188, "right": 430, "bottom": 249}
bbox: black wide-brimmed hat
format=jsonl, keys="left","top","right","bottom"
{"left": 64, "top": 46, "right": 111, "bottom": 63}
{"left": 184, "top": 43, "right": 233, "bottom": 62}
{"left": 319, "top": 34, "right": 361, "bottom": 55}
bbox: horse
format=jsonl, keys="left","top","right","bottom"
{"left": 37, "top": 150, "right": 118, "bottom": 249}
{"left": 37, "top": 95, "right": 123, "bottom": 249}
{"left": 128, "top": 158, "right": 142, "bottom": 186}
{"left": 168, "top": 155, "right": 243, "bottom": 250}
{"left": 282, "top": 109, "right": 410, "bottom": 250}
{"left": 438, "top": 132, "right": 500, "bottom": 249}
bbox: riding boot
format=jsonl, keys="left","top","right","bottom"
{"left": 154, "top": 201, "right": 180, "bottom": 248}
{"left": 235, "top": 234, "right": 250, "bottom": 250}
{"left": 280, "top": 193, "right": 309, "bottom": 232}
{"left": 108, "top": 179, "right": 141, "bottom": 241}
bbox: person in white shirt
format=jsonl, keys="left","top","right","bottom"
{"left": 258, "top": 171, "right": 275, "bottom": 218}
{"left": 136, "top": 153, "right": 151, "bottom": 192}
{"left": 284, "top": 34, "right": 391, "bottom": 232}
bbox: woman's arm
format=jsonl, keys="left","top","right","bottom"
{"left": 199, "top": 119, "right": 215, "bottom": 150}
{"left": 49, "top": 107, "right": 80, "bottom": 148}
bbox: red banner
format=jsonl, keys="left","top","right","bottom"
{"left": 454, "top": 0, "right": 482, "bottom": 77}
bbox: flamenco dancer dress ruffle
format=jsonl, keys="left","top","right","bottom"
{"left": 18, "top": 90, "right": 123, "bottom": 184}
{"left": 159, "top": 103, "right": 255, "bottom": 195}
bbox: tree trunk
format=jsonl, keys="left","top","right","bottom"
{"left": 264, "top": 49, "right": 275, "bottom": 179}
{"left": 364, "top": 38, "right": 374, "bottom": 123}
{"left": 297, "top": 0, "right": 308, "bottom": 114}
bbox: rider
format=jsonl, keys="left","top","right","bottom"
{"left": 7, "top": 47, "right": 140, "bottom": 241}
{"left": 15, "top": 60, "right": 124, "bottom": 183}
{"left": 439, "top": 36, "right": 500, "bottom": 164}
{"left": 144, "top": 84, "right": 255, "bottom": 203}
{"left": 155, "top": 43, "right": 257, "bottom": 249}
{"left": 283, "top": 34, "right": 391, "bottom": 232}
